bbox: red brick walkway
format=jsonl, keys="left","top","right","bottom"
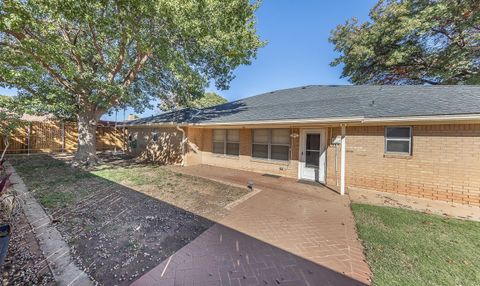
{"left": 132, "top": 165, "right": 371, "bottom": 285}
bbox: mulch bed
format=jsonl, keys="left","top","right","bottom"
{"left": 1, "top": 205, "right": 54, "bottom": 285}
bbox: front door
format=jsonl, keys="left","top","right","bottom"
{"left": 299, "top": 129, "right": 326, "bottom": 183}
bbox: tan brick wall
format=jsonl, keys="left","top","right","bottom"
{"left": 184, "top": 127, "right": 204, "bottom": 165}
{"left": 186, "top": 127, "right": 300, "bottom": 178}
{"left": 331, "top": 124, "right": 480, "bottom": 206}
{"left": 326, "top": 128, "right": 340, "bottom": 187}
{"left": 126, "top": 126, "right": 183, "bottom": 164}
{"left": 186, "top": 124, "right": 480, "bottom": 206}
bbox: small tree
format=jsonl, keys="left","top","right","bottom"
{"left": 0, "top": 0, "right": 264, "bottom": 165}
{"left": 0, "top": 96, "right": 24, "bottom": 160}
{"left": 330, "top": 0, "right": 480, "bottom": 85}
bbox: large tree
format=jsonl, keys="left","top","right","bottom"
{"left": 159, "top": 92, "right": 228, "bottom": 111}
{"left": 0, "top": 0, "right": 263, "bottom": 164}
{"left": 330, "top": 0, "right": 480, "bottom": 85}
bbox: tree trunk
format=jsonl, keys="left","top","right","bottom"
{"left": 75, "top": 112, "right": 100, "bottom": 166}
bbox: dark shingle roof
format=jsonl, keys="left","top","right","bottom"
{"left": 126, "top": 85, "right": 480, "bottom": 126}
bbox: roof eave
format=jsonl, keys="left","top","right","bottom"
{"left": 187, "top": 117, "right": 365, "bottom": 127}
{"left": 120, "top": 113, "right": 480, "bottom": 128}
{"left": 118, "top": 122, "right": 188, "bottom": 128}
{"left": 363, "top": 113, "right": 480, "bottom": 124}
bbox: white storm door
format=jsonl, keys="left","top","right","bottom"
{"left": 299, "top": 129, "right": 326, "bottom": 183}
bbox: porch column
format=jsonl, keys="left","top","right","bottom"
{"left": 340, "top": 124, "right": 346, "bottom": 195}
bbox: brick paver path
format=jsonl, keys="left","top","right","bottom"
{"left": 132, "top": 165, "right": 371, "bottom": 286}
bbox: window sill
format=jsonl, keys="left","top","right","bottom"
{"left": 211, "top": 154, "right": 240, "bottom": 160}
{"left": 250, "top": 158, "right": 290, "bottom": 165}
{"left": 383, "top": 153, "right": 412, "bottom": 159}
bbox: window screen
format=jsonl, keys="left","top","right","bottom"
{"left": 252, "top": 129, "right": 290, "bottom": 161}
{"left": 213, "top": 129, "right": 225, "bottom": 154}
{"left": 226, "top": 130, "right": 240, "bottom": 156}
{"left": 212, "top": 129, "right": 239, "bottom": 156}
{"left": 151, "top": 132, "right": 159, "bottom": 142}
{"left": 305, "top": 133, "right": 321, "bottom": 168}
{"left": 385, "top": 127, "right": 412, "bottom": 155}
{"left": 252, "top": 129, "right": 269, "bottom": 159}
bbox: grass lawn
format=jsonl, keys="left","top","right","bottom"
{"left": 352, "top": 203, "right": 480, "bottom": 286}
{"left": 10, "top": 154, "right": 249, "bottom": 285}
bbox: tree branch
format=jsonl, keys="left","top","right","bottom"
{"left": 419, "top": 78, "right": 441, "bottom": 85}
{"left": 89, "top": 22, "right": 106, "bottom": 65}
{"left": 122, "top": 47, "right": 151, "bottom": 88}
{"left": 431, "top": 27, "right": 465, "bottom": 48}
{"left": 5, "top": 30, "right": 78, "bottom": 94}
{"left": 60, "top": 25, "right": 84, "bottom": 73}
{"left": 108, "top": 36, "right": 131, "bottom": 82}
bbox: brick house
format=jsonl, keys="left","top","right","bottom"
{"left": 124, "top": 85, "right": 480, "bottom": 206}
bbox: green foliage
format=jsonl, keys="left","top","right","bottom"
{"left": 187, "top": 92, "right": 228, "bottom": 109}
{"left": 159, "top": 92, "right": 228, "bottom": 111}
{"left": 330, "top": 0, "right": 480, "bottom": 85}
{"left": 0, "top": 95, "right": 25, "bottom": 151}
{"left": 39, "top": 191, "right": 75, "bottom": 209}
{"left": 352, "top": 203, "right": 480, "bottom": 285}
{"left": 0, "top": 0, "right": 264, "bottom": 118}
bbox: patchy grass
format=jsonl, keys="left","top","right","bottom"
{"left": 11, "top": 154, "right": 248, "bottom": 220}
{"left": 39, "top": 191, "right": 75, "bottom": 209}
{"left": 352, "top": 203, "right": 480, "bottom": 286}
{"left": 12, "top": 156, "right": 95, "bottom": 210}
{"left": 10, "top": 154, "right": 249, "bottom": 285}
{"left": 91, "top": 162, "right": 248, "bottom": 221}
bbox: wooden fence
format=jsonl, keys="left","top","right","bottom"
{"left": 0, "top": 121, "right": 124, "bottom": 154}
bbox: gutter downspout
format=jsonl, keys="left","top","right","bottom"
{"left": 176, "top": 108, "right": 201, "bottom": 167}
{"left": 333, "top": 127, "right": 339, "bottom": 187}
{"left": 176, "top": 125, "right": 186, "bottom": 167}
{"left": 340, "top": 124, "right": 346, "bottom": 195}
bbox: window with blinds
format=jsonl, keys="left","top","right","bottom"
{"left": 385, "top": 126, "right": 412, "bottom": 155}
{"left": 213, "top": 129, "right": 240, "bottom": 156}
{"left": 252, "top": 129, "right": 290, "bottom": 161}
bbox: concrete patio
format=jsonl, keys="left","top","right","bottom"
{"left": 132, "top": 165, "right": 371, "bottom": 285}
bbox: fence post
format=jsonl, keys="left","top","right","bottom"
{"left": 114, "top": 111, "right": 117, "bottom": 153}
{"left": 61, "top": 122, "right": 65, "bottom": 153}
{"left": 27, "top": 123, "right": 31, "bottom": 155}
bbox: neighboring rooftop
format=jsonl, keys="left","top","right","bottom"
{"left": 126, "top": 85, "right": 480, "bottom": 126}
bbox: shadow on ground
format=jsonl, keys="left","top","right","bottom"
{"left": 9, "top": 154, "right": 366, "bottom": 286}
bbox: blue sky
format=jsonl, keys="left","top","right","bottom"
{"left": 1, "top": 0, "right": 377, "bottom": 120}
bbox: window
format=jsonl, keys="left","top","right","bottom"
{"left": 305, "top": 133, "right": 321, "bottom": 168}
{"left": 213, "top": 129, "right": 240, "bottom": 156}
{"left": 151, "top": 132, "right": 159, "bottom": 142}
{"left": 128, "top": 132, "right": 138, "bottom": 149}
{"left": 385, "top": 127, "right": 412, "bottom": 155}
{"left": 252, "top": 129, "right": 290, "bottom": 161}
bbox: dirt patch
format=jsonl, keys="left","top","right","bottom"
{"left": 1, "top": 206, "right": 54, "bottom": 285}
{"left": 92, "top": 167, "right": 248, "bottom": 221}
{"left": 9, "top": 154, "right": 249, "bottom": 285}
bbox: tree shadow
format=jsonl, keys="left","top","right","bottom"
{"left": 125, "top": 101, "right": 248, "bottom": 125}
{"left": 9, "top": 154, "right": 368, "bottom": 286}
{"left": 135, "top": 223, "right": 367, "bottom": 286}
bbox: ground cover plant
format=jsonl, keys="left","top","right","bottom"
{"left": 352, "top": 203, "right": 480, "bottom": 286}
